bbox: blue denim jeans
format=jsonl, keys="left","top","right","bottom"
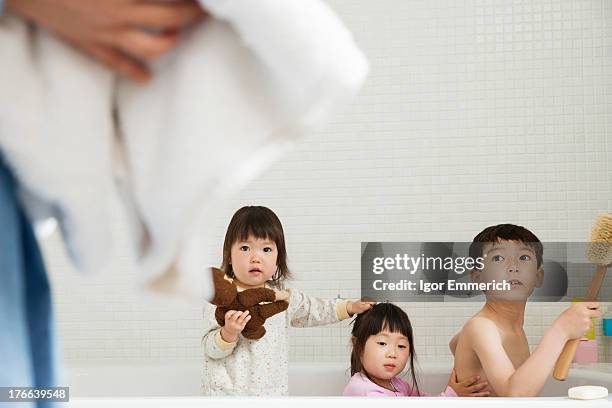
{"left": 0, "top": 154, "right": 58, "bottom": 407}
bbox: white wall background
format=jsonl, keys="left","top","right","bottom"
{"left": 43, "top": 0, "right": 612, "bottom": 370}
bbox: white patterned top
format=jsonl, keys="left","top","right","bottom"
{"left": 201, "top": 287, "right": 350, "bottom": 396}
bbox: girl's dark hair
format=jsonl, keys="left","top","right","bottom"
{"left": 220, "top": 206, "right": 291, "bottom": 287}
{"left": 350, "top": 303, "right": 420, "bottom": 395}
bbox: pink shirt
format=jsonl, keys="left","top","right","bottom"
{"left": 343, "top": 372, "right": 458, "bottom": 397}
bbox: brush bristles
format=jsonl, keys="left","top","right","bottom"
{"left": 587, "top": 213, "right": 612, "bottom": 266}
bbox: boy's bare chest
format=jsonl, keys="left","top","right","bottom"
{"left": 501, "top": 330, "right": 530, "bottom": 368}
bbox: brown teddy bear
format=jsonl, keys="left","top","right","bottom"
{"left": 210, "top": 267, "right": 289, "bottom": 340}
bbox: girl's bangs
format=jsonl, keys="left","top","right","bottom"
{"left": 236, "top": 215, "right": 278, "bottom": 243}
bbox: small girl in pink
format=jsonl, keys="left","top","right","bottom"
{"left": 343, "top": 303, "right": 489, "bottom": 397}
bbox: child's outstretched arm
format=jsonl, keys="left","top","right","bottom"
{"left": 288, "top": 289, "right": 373, "bottom": 327}
{"left": 347, "top": 300, "right": 376, "bottom": 316}
{"left": 465, "top": 302, "right": 601, "bottom": 397}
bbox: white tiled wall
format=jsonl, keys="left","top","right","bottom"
{"left": 43, "top": 0, "right": 612, "bottom": 366}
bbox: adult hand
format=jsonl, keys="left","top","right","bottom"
{"left": 6, "top": 0, "right": 205, "bottom": 83}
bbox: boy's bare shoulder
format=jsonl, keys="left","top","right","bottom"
{"left": 461, "top": 315, "right": 501, "bottom": 341}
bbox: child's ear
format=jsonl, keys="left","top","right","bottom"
{"left": 535, "top": 266, "right": 544, "bottom": 288}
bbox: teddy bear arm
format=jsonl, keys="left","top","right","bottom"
{"left": 257, "top": 300, "right": 289, "bottom": 320}
{"left": 237, "top": 287, "right": 276, "bottom": 307}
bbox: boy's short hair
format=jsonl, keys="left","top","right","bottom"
{"left": 469, "top": 224, "right": 543, "bottom": 268}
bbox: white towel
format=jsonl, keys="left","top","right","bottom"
{"left": 0, "top": 0, "right": 368, "bottom": 300}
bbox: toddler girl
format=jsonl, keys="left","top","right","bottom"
{"left": 343, "top": 302, "right": 489, "bottom": 397}
{"left": 202, "top": 205, "right": 373, "bottom": 395}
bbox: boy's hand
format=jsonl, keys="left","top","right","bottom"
{"left": 553, "top": 302, "right": 602, "bottom": 341}
{"left": 5, "top": 0, "right": 205, "bottom": 83}
{"left": 448, "top": 369, "right": 490, "bottom": 397}
{"left": 220, "top": 310, "right": 250, "bottom": 343}
{"left": 346, "top": 300, "right": 375, "bottom": 316}
{"left": 274, "top": 289, "right": 290, "bottom": 302}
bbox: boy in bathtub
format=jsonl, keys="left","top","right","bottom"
{"left": 450, "top": 224, "right": 601, "bottom": 397}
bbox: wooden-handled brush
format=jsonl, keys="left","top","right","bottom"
{"left": 553, "top": 213, "right": 612, "bottom": 381}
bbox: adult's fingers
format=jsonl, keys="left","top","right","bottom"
{"left": 124, "top": 0, "right": 205, "bottom": 30}
{"left": 81, "top": 41, "right": 150, "bottom": 83}
{"left": 470, "top": 391, "right": 490, "bottom": 397}
{"left": 103, "top": 28, "right": 180, "bottom": 61}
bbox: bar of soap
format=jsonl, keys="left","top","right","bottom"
{"left": 568, "top": 386, "right": 608, "bottom": 400}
